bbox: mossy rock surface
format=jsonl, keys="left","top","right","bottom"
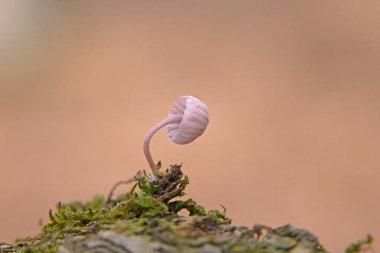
{"left": 0, "top": 165, "right": 373, "bottom": 253}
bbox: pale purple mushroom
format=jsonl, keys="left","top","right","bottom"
{"left": 143, "top": 96, "right": 209, "bottom": 177}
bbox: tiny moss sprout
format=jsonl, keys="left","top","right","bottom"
{"left": 143, "top": 95, "right": 209, "bottom": 178}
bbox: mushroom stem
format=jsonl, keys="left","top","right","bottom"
{"left": 143, "top": 115, "right": 183, "bottom": 177}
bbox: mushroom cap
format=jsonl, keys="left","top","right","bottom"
{"left": 166, "top": 96, "right": 209, "bottom": 144}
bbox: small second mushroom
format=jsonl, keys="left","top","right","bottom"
{"left": 143, "top": 96, "right": 209, "bottom": 178}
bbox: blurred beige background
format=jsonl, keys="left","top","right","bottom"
{"left": 1, "top": 1, "right": 379, "bottom": 252}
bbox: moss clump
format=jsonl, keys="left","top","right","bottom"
{"left": 0, "top": 164, "right": 373, "bottom": 253}
{"left": 4, "top": 164, "right": 229, "bottom": 252}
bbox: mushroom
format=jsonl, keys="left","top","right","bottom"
{"left": 143, "top": 96, "right": 209, "bottom": 178}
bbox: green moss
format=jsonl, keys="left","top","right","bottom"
{"left": 345, "top": 235, "right": 373, "bottom": 253}
{"left": 6, "top": 164, "right": 229, "bottom": 252}
{"left": 1, "top": 164, "right": 373, "bottom": 253}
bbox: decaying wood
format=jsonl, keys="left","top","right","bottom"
{"left": 58, "top": 221, "right": 323, "bottom": 253}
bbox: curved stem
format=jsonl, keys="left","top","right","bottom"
{"left": 143, "top": 115, "right": 183, "bottom": 177}
{"left": 106, "top": 177, "right": 134, "bottom": 204}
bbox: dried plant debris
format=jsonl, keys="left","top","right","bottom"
{"left": 1, "top": 164, "right": 372, "bottom": 253}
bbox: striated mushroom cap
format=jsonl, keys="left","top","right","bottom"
{"left": 166, "top": 96, "right": 209, "bottom": 145}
